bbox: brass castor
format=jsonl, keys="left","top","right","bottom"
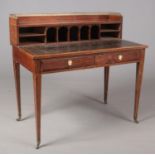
{"left": 36, "top": 142, "right": 40, "bottom": 149}
{"left": 16, "top": 116, "right": 22, "bottom": 121}
{"left": 134, "top": 119, "right": 139, "bottom": 124}
{"left": 104, "top": 100, "right": 108, "bottom": 104}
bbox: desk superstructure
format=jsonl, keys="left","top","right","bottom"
{"left": 9, "top": 13, "right": 147, "bottom": 149}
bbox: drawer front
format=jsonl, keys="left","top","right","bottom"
{"left": 95, "top": 51, "right": 141, "bottom": 66}
{"left": 41, "top": 56, "right": 95, "bottom": 72}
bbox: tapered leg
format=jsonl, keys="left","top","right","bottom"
{"left": 134, "top": 55, "right": 145, "bottom": 123}
{"left": 104, "top": 67, "right": 110, "bottom": 104}
{"left": 13, "top": 60, "right": 21, "bottom": 121}
{"left": 33, "top": 73, "right": 41, "bottom": 149}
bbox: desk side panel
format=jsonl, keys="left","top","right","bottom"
{"left": 13, "top": 46, "right": 37, "bottom": 72}
{"left": 9, "top": 17, "right": 19, "bottom": 45}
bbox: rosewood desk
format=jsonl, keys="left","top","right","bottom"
{"left": 9, "top": 13, "right": 147, "bottom": 149}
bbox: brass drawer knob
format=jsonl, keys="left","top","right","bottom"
{"left": 68, "top": 60, "right": 73, "bottom": 66}
{"left": 118, "top": 55, "right": 123, "bottom": 61}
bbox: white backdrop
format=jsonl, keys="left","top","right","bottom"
{"left": 0, "top": 0, "right": 155, "bottom": 153}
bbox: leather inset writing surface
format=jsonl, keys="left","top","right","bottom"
{"left": 21, "top": 39, "right": 145, "bottom": 56}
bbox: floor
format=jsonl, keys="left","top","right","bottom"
{"left": 0, "top": 66, "right": 155, "bottom": 153}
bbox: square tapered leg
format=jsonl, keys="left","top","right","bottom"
{"left": 104, "top": 67, "right": 110, "bottom": 104}
{"left": 33, "top": 73, "right": 42, "bottom": 149}
{"left": 13, "top": 60, "right": 22, "bottom": 121}
{"left": 134, "top": 51, "right": 145, "bottom": 123}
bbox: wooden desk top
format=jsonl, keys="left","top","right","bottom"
{"left": 19, "top": 39, "right": 147, "bottom": 59}
{"left": 10, "top": 12, "right": 122, "bottom": 18}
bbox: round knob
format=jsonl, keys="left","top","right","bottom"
{"left": 68, "top": 60, "right": 73, "bottom": 66}
{"left": 118, "top": 55, "right": 123, "bottom": 61}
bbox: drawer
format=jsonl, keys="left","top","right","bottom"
{"left": 41, "top": 56, "right": 95, "bottom": 72}
{"left": 95, "top": 51, "right": 141, "bottom": 66}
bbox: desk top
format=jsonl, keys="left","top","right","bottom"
{"left": 19, "top": 39, "right": 147, "bottom": 59}
{"left": 10, "top": 12, "right": 122, "bottom": 18}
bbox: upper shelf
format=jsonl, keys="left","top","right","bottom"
{"left": 19, "top": 33, "right": 46, "bottom": 37}
{"left": 9, "top": 13, "right": 123, "bottom": 45}
{"left": 17, "top": 23, "right": 122, "bottom": 44}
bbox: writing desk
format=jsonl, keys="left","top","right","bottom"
{"left": 9, "top": 13, "right": 147, "bottom": 149}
